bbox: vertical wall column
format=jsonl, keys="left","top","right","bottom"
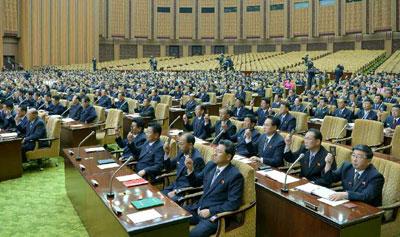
{"left": 137, "top": 44, "right": 144, "bottom": 58}
{"left": 114, "top": 42, "right": 120, "bottom": 60}
{"left": 160, "top": 45, "right": 167, "bottom": 57}
{"left": 182, "top": 45, "right": 189, "bottom": 57}
{"left": 251, "top": 45, "right": 257, "bottom": 53}
{"left": 205, "top": 45, "right": 212, "bottom": 54}
{"left": 276, "top": 44, "right": 282, "bottom": 52}
{"left": 0, "top": 0, "right": 4, "bottom": 68}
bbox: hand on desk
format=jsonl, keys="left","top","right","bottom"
{"left": 329, "top": 192, "right": 348, "bottom": 201}
{"left": 198, "top": 209, "right": 211, "bottom": 218}
{"left": 250, "top": 156, "right": 262, "bottom": 163}
{"left": 168, "top": 190, "right": 176, "bottom": 198}
{"left": 138, "top": 170, "right": 146, "bottom": 177}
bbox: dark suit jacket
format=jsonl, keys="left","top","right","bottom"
{"left": 115, "top": 100, "right": 129, "bottom": 113}
{"left": 284, "top": 145, "right": 337, "bottom": 181}
{"left": 16, "top": 116, "right": 29, "bottom": 136}
{"left": 115, "top": 132, "right": 146, "bottom": 159}
{"left": 0, "top": 111, "right": 16, "bottom": 130}
{"left": 98, "top": 96, "right": 112, "bottom": 109}
{"left": 291, "top": 105, "right": 307, "bottom": 113}
{"left": 24, "top": 118, "right": 47, "bottom": 150}
{"left": 231, "top": 128, "right": 260, "bottom": 157}
{"left": 313, "top": 107, "right": 329, "bottom": 119}
{"left": 372, "top": 103, "right": 387, "bottom": 111}
{"left": 184, "top": 116, "right": 208, "bottom": 139}
{"left": 136, "top": 105, "right": 155, "bottom": 119}
{"left": 182, "top": 100, "right": 197, "bottom": 117}
{"left": 187, "top": 162, "right": 244, "bottom": 216}
{"left": 315, "top": 162, "right": 384, "bottom": 206}
{"left": 79, "top": 105, "right": 97, "bottom": 123}
{"left": 49, "top": 104, "right": 66, "bottom": 115}
{"left": 231, "top": 106, "right": 251, "bottom": 121}
{"left": 333, "top": 108, "right": 353, "bottom": 122}
{"left": 128, "top": 139, "right": 165, "bottom": 179}
{"left": 276, "top": 113, "right": 296, "bottom": 132}
{"left": 150, "top": 95, "right": 161, "bottom": 103}
{"left": 355, "top": 109, "right": 378, "bottom": 121}
{"left": 164, "top": 148, "right": 205, "bottom": 190}
{"left": 235, "top": 91, "right": 246, "bottom": 101}
{"left": 246, "top": 133, "right": 285, "bottom": 167}
{"left": 198, "top": 93, "right": 210, "bottom": 102}
{"left": 205, "top": 120, "right": 237, "bottom": 143}
{"left": 69, "top": 104, "right": 82, "bottom": 120}
{"left": 253, "top": 108, "right": 274, "bottom": 126}
{"left": 384, "top": 116, "right": 400, "bottom": 129}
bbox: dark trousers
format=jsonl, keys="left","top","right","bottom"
{"left": 184, "top": 204, "right": 218, "bottom": 237}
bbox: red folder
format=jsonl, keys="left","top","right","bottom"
{"left": 122, "top": 178, "right": 149, "bottom": 187}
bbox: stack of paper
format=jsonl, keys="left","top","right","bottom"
{"left": 170, "top": 108, "right": 185, "bottom": 112}
{"left": 296, "top": 183, "right": 336, "bottom": 200}
{"left": 195, "top": 137, "right": 208, "bottom": 144}
{"left": 233, "top": 155, "right": 253, "bottom": 164}
{"left": 310, "top": 118, "right": 323, "bottom": 123}
{"left": 318, "top": 198, "right": 349, "bottom": 207}
{"left": 85, "top": 147, "right": 105, "bottom": 153}
{"left": 62, "top": 118, "right": 75, "bottom": 123}
{"left": 70, "top": 124, "right": 84, "bottom": 128}
{"left": 116, "top": 174, "right": 142, "bottom": 182}
{"left": 169, "top": 129, "right": 184, "bottom": 136}
{"left": 97, "top": 163, "right": 120, "bottom": 169}
{"left": 0, "top": 132, "right": 18, "bottom": 139}
{"left": 257, "top": 170, "right": 300, "bottom": 184}
{"left": 126, "top": 113, "right": 141, "bottom": 118}
{"left": 346, "top": 123, "right": 355, "bottom": 130}
{"left": 127, "top": 209, "right": 162, "bottom": 224}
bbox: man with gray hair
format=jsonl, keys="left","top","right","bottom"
{"left": 21, "top": 108, "right": 47, "bottom": 162}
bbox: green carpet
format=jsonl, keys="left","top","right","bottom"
{"left": 0, "top": 157, "right": 88, "bottom": 237}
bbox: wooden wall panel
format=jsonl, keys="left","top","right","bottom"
{"left": 344, "top": 1, "right": 363, "bottom": 34}
{"left": 133, "top": 0, "right": 150, "bottom": 38}
{"left": 243, "top": 0, "right": 263, "bottom": 39}
{"left": 50, "top": 0, "right": 59, "bottom": 64}
{"left": 291, "top": 0, "right": 310, "bottom": 37}
{"left": 4, "top": 0, "right": 19, "bottom": 34}
{"left": 268, "top": 0, "right": 286, "bottom": 38}
{"left": 0, "top": 0, "right": 4, "bottom": 68}
{"left": 68, "top": 0, "right": 77, "bottom": 63}
{"left": 155, "top": 0, "right": 174, "bottom": 39}
{"left": 221, "top": 0, "right": 240, "bottom": 39}
{"left": 111, "top": 0, "right": 127, "bottom": 37}
{"left": 59, "top": 0, "right": 69, "bottom": 65}
{"left": 372, "top": 0, "right": 391, "bottom": 32}
{"left": 77, "top": 0, "right": 85, "bottom": 63}
{"left": 42, "top": 0, "right": 51, "bottom": 65}
{"left": 31, "top": 0, "right": 41, "bottom": 67}
{"left": 177, "top": 0, "right": 195, "bottom": 39}
{"left": 19, "top": 0, "right": 31, "bottom": 68}
{"left": 198, "top": 0, "right": 217, "bottom": 39}
{"left": 316, "top": 0, "right": 336, "bottom": 35}
{"left": 99, "top": 0, "right": 106, "bottom": 37}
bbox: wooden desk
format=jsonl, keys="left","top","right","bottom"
{"left": 169, "top": 108, "right": 186, "bottom": 130}
{"left": 203, "top": 103, "right": 221, "bottom": 116}
{"left": 63, "top": 147, "right": 191, "bottom": 237}
{"left": 0, "top": 137, "right": 22, "bottom": 181}
{"left": 254, "top": 167, "right": 383, "bottom": 237}
{"left": 60, "top": 121, "right": 99, "bottom": 151}
{"left": 123, "top": 115, "right": 152, "bottom": 137}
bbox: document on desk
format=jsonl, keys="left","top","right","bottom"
{"left": 195, "top": 137, "right": 208, "bottom": 144}
{"left": 127, "top": 209, "right": 162, "bottom": 224}
{"left": 169, "top": 129, "right": 184, "bottom": 136}
{"left": 116, "top": 174, "right": 142, "bottom": 182}
{"left": 126, "top": 113, "right": 141, "bottom": 118}
{"left": 85, "top": 147, "right": 105, "bottom": 153}
{"left": 70, "top": 124, "right": 84, "bottom": 128}
{"left": 233, "top": 155, "right": 252, "bottom": 164}
{"left": 97, "top": 163, "right": 120, "bottom": 169}
{"left": 318, "top": 198, "right": 349, "bottom": 207}
{"left": 0, "top": 132, "right": 18, "bottom": 138}
{"left": 296, "top": 183, "right": 337, "bottom": 200}
{"left": 170, "top": 108, "right": 186, "bottom": 112}
{"left": 62, "top": 118, "right": 75, "bottom": 123}
{"left": 257, "top": 170, "right": 300, "bottom": 184}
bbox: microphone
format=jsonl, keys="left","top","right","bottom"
{"left": 37, "top": 102, "right": 46, "bottom": 110}
{"left": 76, "top": 131, "right": 96, "bottom": 161}
{"left": 118, "top": 100, "right": 128, "bottom": 110}
{"left": 212, "top": 129, "right": 225, "bottom": 144}
{"left": 61, "top": 107, "right": 71, "bottom": 117}
{"left": 106, "top": 156, "right": 135, "bottom": 199}
{"left": 332, "top": 123, "right": 348, "bottom": 140}
{"left": 281, "top": 153, "right": 305, "bottom": 193}
{"left": 169, "top": 115, "right": 181, "bottom": 128}
{"left": 18, "top": 99, "right": 27, "bottom": 106}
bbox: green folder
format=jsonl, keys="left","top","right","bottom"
{"left": 131, "top": 198, "right": 164, "bottom": 210}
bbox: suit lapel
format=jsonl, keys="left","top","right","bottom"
{"left": 203, "top": 165, "right": 230, "bottom": 198}
{"left": 352, "top": 167, "right": 369, "bottom": 191}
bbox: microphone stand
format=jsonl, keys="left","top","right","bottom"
{"left": 281, "top": 153, "right": 305, "bottom": 193}
{"left": 76, "top": 131, "right": 96, "bottom": 161}
{"left": 106, "top": 156, "right": 135, "bottom": 199}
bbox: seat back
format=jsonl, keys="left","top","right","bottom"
{"left": 222, "top": 93, "right": 235, "bottom": 108}
{"left": 160, "top": 95, "right": 172, "bottom": 107}
{"left": 245, "top": 91, "right": 253, "bottom": 104}
{"left": 94, "top": 105, "right": 105, "bottom": 123}
{"left": 126, "top": 98, "right": 139, "bottom": 114}
{"left": 105, "top": 109, "right": 123, "bottom": 137}
{"left": 351, "top": 119, "right": 384, "bottom": 147}
{"left": 181, "top": 95, "right": 190, "bottom": 105}
{"left": 60, "top": 99, "right": 69, "bottom": 108}
{"left": 208, "top": 92, "right": 217, "bottom": 104}
{"left": 194, "top": 143, "right": 215, "bottom": 163}
{"left": 160, "top": 135, "right": 177, "bottom": 158}
{"left": 87, "top": 93, "right": 95, "bottom": 103}
{"left": 321, "top": 142, "right": 352, "bottom": 167}
{"left": 290, "top": 111, "right": 308, "bottom": 133}
{"left": 265, "top": 88, "right": 272, "bottom": 99}
{"left": 280, "top": 132, "right": 304, "bottom": 152}
{"left": 150, "top": 101, "right": 158, "bottom": 109}
{"left": 389, "top": 126, "right": 400, "bottom": 158}
{"left": 231, "top": 119, "right": 244, "bottom": 130}
{"left": 320, "top": 116, "right": 347, "bottom": 141}
{"left": 155, "top": 103, "right": 170, "bottom": 131}
{"left": 255, "top": 126, "right": 264, "bottom": 134}
{"left": 46, "top": 117, "right": 61, "bottom": 154}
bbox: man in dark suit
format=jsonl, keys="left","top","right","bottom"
{"left": 182, "top": 94, "right": 198, "bottom": 118}
{"left": 162, "top": 133, "right": 205, "bottom": 202}
{"left": 247, "top": 116, "right": 285, "bottom": 167}
{"left": 68, "top": 95, "right": 82, "bottom": 120}
{"left": 355, "top": 99, "right": 378, "bottom": 121}
{"left": 284, "top": 128, "right": 336, "bottom": 181}
{"left": 235, "top": 86, "right": 246, "bottom": 102}
{"left": 383, "top": 89, "right": 398, "bottom": 104}
{"left": 334, "top": 64, "right": 344, "bottom": 84}
{"left": 15, "top": 105, "right": 29, "bottom": 136}
{"left": 276, "top": 102, "right": 296, "bottom": 132}
{"left": 21, "top": 109, "right": 47, "bottom": 162}
{"left": 0, "top": 101, "right": 16, "bottom": 130}
{"left": 205, "top": 107, "right": 237, "bottom": 144}
{"left": 312, "top": 98, "right": 330, "bottom": 119}
{"left": 49, "top": 95, "right": 66, "bottom": 115}
{"left": 251, "top": 97, "right": 274, "bottom": 126}
{"left": 315, "top": 144, "right": 384, "bottom": 207}
{"left": 184, "top": 140, "right": 244, "bottom": 237}
{"left": 271, "top": 94, "right": 282, "bottom": 108}
{"left": 231, "top": 98, "right": 251, "bottom": 121}
{"left": 230, "top": 114, "right": 260, "bottom": 157}
{"left": 383, "top": 104, "right": 400, "bottom": 129}
{"left": 114, "top": 92, "right": 129, "bottom": 113}
{"left": 291, "top": 98, "right": 307, "bottom": 113}
{"left": 115, "top": 118, "right": 147, "bottom": 161}
{"left": 183, "top": 105, "right": 209, "bottom": 140}
{"left": 135, "top": 98, "right": 155, "bottom": 119}
{"left": 127, "top": 123, "right": 165, "bottom": 179}
{"left": 332, "top": 99, "right": 353, "bottom": 122}
{"left": 286, "top": 89, "right": 297, "bottom": 104}
{"left": 42, "top": 94, "right": 55, "bottom": 112}
{"left": 372, "top": 94, "right": 387, "bottom": 112}
{"left": 149, "top": 89, "right": 161, "bottom": 103}
{"left": 97, "top": 89, "right": 112, "bottom": 109}
{"left": 198, "top": 87, "right": 210, "bottom": 103}
{"left": 79, "top": 96, "right": 97, "bottom": 123}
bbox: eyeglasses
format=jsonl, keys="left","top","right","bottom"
{"left": 351, "top": 153, "right": 367, "bottom": 159}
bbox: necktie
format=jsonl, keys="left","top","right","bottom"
{"left": 263, "top": 137, "right": 270, "bottom": 151}
{"left": 210, "top": 168, "right": 221, "bottom": 185}
{"left": 393, "top": 118, "right": 398, "bottom": 129}
{"left": 354, "top": 172, "right": 361, "bottom": 184}
{"left": 362, "top": 111, "right": 368, "bottom": 119}
{"left": 308, "top": 154, "right": 315, "bottom": 167}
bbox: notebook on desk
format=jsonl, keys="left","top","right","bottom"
{"left": 131, "top": 197, "right": 164, "bottom": 210}
{"left": 123, "top": 178, "right": 148, "bottom": 187}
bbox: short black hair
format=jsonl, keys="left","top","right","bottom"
{"left": 19, "top": 105, "right": 27, "bottom": 112}
{"left": 219, "top": 139, "right": 236, "bottom": 159}
{"left": 4, "top": 101, "right": 14, "bottom": 109}
{"left": 266, "top": 115, "right": 281, "bottom": 128}
{"left": 308, "top": 128, "right": 323, "bottom": 142}
{"left": 261, "top": 97, "right": 270, "bottom": 104}
{"left": 53, "top": 95, "right": 60, "bottom": 101}
{"left": 132, "top": 118, "right": 144, "bottom": 130}
{"left": 82, "top": 96, "right": 90, "bottom": 103}
{"left": 244, "top": 114, "right": 257, "bottom": 124}
{"left": 375, "top": 94, "right": 384, "bottom": 101}
{"left": 281, "top": 102, "right": 290, "bottom": 110}
{"left": 353, "top": 144, "right": 373, "bottom": 160}
{"left": 237, "top": 98, "right": 245, "bottom": 105}
{"left": 148, "top": 123, "right": 162, "bottom": 136}
{"left": 184, "top": 133, "right": 196, "bottom": 145}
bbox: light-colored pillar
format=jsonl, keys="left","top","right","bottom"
{"left": 228, "top": 45, "right": 234, "bottom": 54}
{"left": 384, "top": 39, "right": 392, "bottom": 55}
{"left": 355, "top": 41, "right": 362, "bottom": 50}
{"left": 114, "top": 42, "right": 120, "bottom": 60}
{"left": 183, "top": 45, "right": 189, "bottom": 57}
{"left": 300, "top": 43, "right": 307, "bottom": 51}
{"left": 251, "top": 45, "right": 257, "bottom": 53}
{"left": 160, "top": 45, "right": 167, "bottom": 57}
{"left": 205, "top": 45, "right": 212, "bottom": 55}
{"left": 137, "top": 44, "right": 144, "bottom": 58}
{"left": 276, "top": 44, "right": 282, "bottom": 52}
{"left": 327, "top": 42, "right": 334, "bottom": 52}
